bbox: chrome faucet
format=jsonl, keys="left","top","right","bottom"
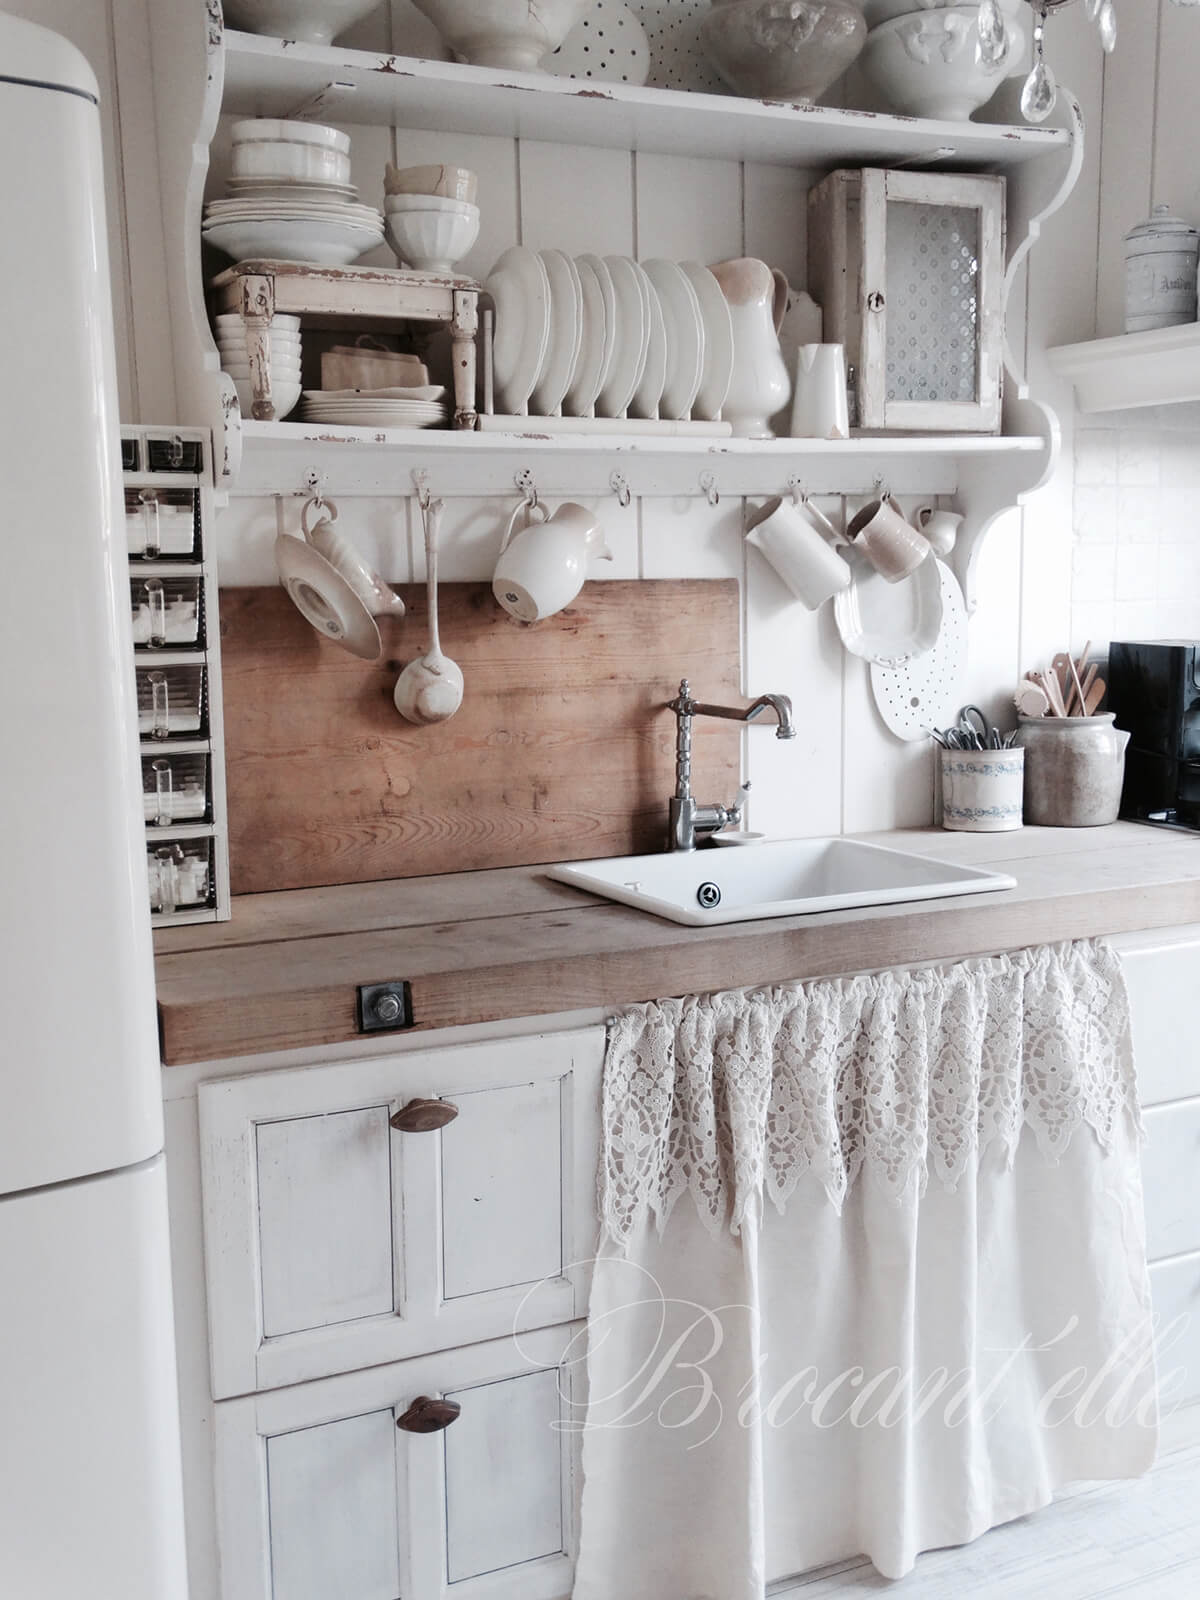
{"left": 666, "top": 678, "right": 796, "bottom": 851}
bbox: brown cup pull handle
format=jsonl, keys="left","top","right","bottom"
{"left": 389, "top": 1098, "right": 459, "bottom": 1133}
{"left": 397, "top": 1396, "right": 461, "bottom": 1434}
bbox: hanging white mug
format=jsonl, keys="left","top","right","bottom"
{"left": 789, "top": 343, "right": 849, "bottom": 440}
{"left": 745, "top": 495, "right": 851, "bottom": 611}
{"left": 493, "top": 500, "right": 613, "bottom": 623}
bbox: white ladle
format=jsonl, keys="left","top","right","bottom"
{"left": 393, "top": 495, "right": 464, "bottom": 724}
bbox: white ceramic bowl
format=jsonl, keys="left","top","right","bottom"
{"left": 385, "top": 207, "right": 480, "bottom": 274}
{"left": 222, "top": 2, "right": 382, "bottom": 49}
{"left": 384, "top": 162, "right": 478, "bottom": 203}
{"left": 408, "top": 0, "right": 595, "bottom": 71}
{"left": 383, "top": 193, "right": 479, "bottom": 217}
{"left": 203, "top": 216, "right": 383, "bottom": 265}
{"left": 220, "top": 359, "right": 302, "bottom": 380}
{"left": 213, "top": 311, "right": 301, "bottom": 331}
{"left": 231, "top": 141, "right": 352, "bottom": 187}
{"left": 217, "top": 338, "right": 301, "bottom": 360}
{"left": 231, "top": 120, "right": 351, "bottom": 152}
{"left": 861, "top": 0, "right": 1021, "bottom": 26}
{"left": 228, "top": 374, "right": 303, "bottom": 418}
{"left": 861, "top": 7, "right": 1017, "bottom": 120}
{"left": 700, "top": 0, "right": 866, "bottom": 103}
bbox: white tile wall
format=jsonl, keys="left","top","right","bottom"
{"left": 1070, "top": 402, "right": 1200, "bottom": 653}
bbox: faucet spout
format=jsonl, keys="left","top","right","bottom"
{"left": 743, "top": 693, "right": 796, "bottom": 739}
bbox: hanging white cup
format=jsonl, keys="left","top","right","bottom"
{"left": 789, "top": 343, "right": 849, "bottom": 440}
{"left": 493, "top": 499, "right": 613, "bottom": 623}
{"left": 744, "top": 495, "right": 851, "bottom": 611}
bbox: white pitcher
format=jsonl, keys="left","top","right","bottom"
{"left": 789, "top": 343, "right": 849, "bottom": 440}
{"left": 708, "top": 257, "right": 791, "bottom": 438}
{"left": 493, "top": 500, "right": 613, "bottom": 623}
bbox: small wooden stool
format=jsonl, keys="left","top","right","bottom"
{"left": 209, "top": 259, "right": 480, "bottom": 429}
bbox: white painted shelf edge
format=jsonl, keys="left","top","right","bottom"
{"left": 219, "top": 30, "right": 1070, "bottom": 170}
{"left": 1048, "top": 322, "right": 1200, "bottom": 413}
{"left": 233, "top": 420, "right": 1047, "bottom": 502}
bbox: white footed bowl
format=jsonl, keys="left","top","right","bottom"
{"left": 230, "top": 141, "right": 351, "bottom": 186}
{"left": 408, "top": 0, "right": 595, "bottom": 71}
{"left": 700, "top": 0, "right": 866, "bottom": 103}
{"left": 861, "top": 6, "right": 1019, "bottom": 121}
{"left": 383, "top": 194, "right": 479, "bottom": 217}
{"left": 222, "top": 1, "right": 382, "bottom": 48}
{"left": 385, "top": 207, "right": 480, "bottom": 274}
{"left": 229, "top": 375, "right": 302, "bottom": 418}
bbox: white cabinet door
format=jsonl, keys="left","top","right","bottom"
{"left": 1150, "top": 1251, "right": 1200, "bottom": 1410}
{"left": 1142, "top": 1100, "right": 1200, "bottom": 1262}
{"left": 199, "top": 1028, "right": 603, "bottom": 1397}
{"left": 215, "top": 1324, "right": 583, "bottom": 1600}
{"left": 1116, "top": 930, "right": 1200, "bottom": 1107}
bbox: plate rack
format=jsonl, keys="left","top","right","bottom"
{"left": 122, "top": 424, "right": 231, "bottom": 926}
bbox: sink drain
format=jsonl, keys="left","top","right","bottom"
{"left": 696, "top": 882, "right": 722, "bottom": 910}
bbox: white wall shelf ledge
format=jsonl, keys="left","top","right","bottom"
{"left": 233, "top": 421, "right": 1046, "bottom": 501}
{"left": 219, "top": 30, "right": 1069, "bottom": 171}
{"left": 1049, "top": 323, "right": 1200, "bottom": 413}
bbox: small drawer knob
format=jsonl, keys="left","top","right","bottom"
{"left": 389, "top": 1097, "right": 459, "bottom": 1134}
{"left": 397, "top": 1396, "right": 461, "bottom": 1434}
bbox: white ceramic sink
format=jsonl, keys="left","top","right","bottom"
{"left": 548, "top": 837, "right": 1016, "bottom": 927}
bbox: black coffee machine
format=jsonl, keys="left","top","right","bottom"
{"left": 1108, "top": 640, "right": 1200, "bottom": 830}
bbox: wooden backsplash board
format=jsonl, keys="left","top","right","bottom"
{"left": 220, "top": 580, "right": 741, "bottom": 894}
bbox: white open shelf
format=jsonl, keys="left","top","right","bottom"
{"left": 233, "top": 420, "right": 1047, "bottom": 500}
{"left": 220, "top": 30, "right": 1069, "bottom": 171}
{"left": 1048, "top": 322, "right": 1200, "bottom": 414}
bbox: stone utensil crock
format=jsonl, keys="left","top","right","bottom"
{"left": 1014, "top": 713, "right": 1130, "bottom": 828}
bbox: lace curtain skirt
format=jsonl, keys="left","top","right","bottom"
{"left": 575, "top": 940, "right": 1157, "bottom": 1595}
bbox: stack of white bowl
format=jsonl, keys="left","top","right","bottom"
{"left": 383, "top": 162, "right": 480, "bottom": 276}
{"left": 202, "top": 119, "right": 384, "bottom": 267}
{"left": 858, "top": 0, "right": 1025, "bottom": 122}
{"left": 214, "top": 312, "right": 302, "bottom": 420}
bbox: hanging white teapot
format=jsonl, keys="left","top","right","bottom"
{"left": 492, "top": 499, "right": 613, "bottom": 623}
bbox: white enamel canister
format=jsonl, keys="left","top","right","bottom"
{"left": 1124, "top": 204, "right": 1200, "bottom": 333}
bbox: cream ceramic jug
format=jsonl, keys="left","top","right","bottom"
{"left": 708, "top": 257, "right": 791, "bottom": 438}
{"left": 493, "top": 500, "right": 613, "bottom": 623}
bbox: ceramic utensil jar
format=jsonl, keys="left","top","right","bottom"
{"left": 940, "top": 746, "right": 1024, "bottom": 833}
{"left": 1014, "top": 713, "right": 1130, "bottom": 827}
{"left": 493, "top": 500, "right": 613, "bottom": 623}
{"left": 708, "top": 257, "right": 791, "bottom": 438}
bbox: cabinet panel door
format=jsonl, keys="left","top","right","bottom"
{"left": 200, "top": 1028, "right": 603, "bottom": 1397}
{"left": 1150, "top": 1252, "right": 1200, "bottom": 1409}
{"left": 1117, "top": 933, "right": 1200, "bottom": 1107}
{"left": 267, "top": 1409, "right": 401, "bottom": 1600}
{"left": 215, "top": 1325, "right": 582, "bottom": 1600}
{"left": 441, "top": 1079, "right": 563, "bottom": 1302}
{"left": 1143, "top": 1101, "right": 1200, "bottom": 1263}
{"left": 257, "top": 1107, "right": 396, "bottom": 1338}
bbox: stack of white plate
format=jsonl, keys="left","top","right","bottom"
{"left": 203, "top": 119, "right": 384, "bottom": 267}
{"left": 483, "top": 247, "right": 734, "bottom": 427}
{"left": 298, "top": 385, "right": 447, "bottom": 428}
{"left": 213, "top": 311, "right": 302, "bottom": 419}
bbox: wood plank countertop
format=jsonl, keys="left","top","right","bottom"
{"left": 153, "top": 823, "right": 1200, "bottom": 1066}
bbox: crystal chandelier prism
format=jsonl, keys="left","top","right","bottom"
{"left": 976, "top": 1, "right": 1198, "bottom": 125}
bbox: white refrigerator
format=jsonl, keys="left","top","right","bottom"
{"left": 0, "top": 15, "right": 189, "bottom": 1598}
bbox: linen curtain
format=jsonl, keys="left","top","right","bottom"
{"left": 575, "top": 940, "right": 1157, "bottom": 1596}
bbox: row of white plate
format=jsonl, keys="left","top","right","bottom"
{"left": 485, "top": 247, "right": 735, "bottom": 423}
